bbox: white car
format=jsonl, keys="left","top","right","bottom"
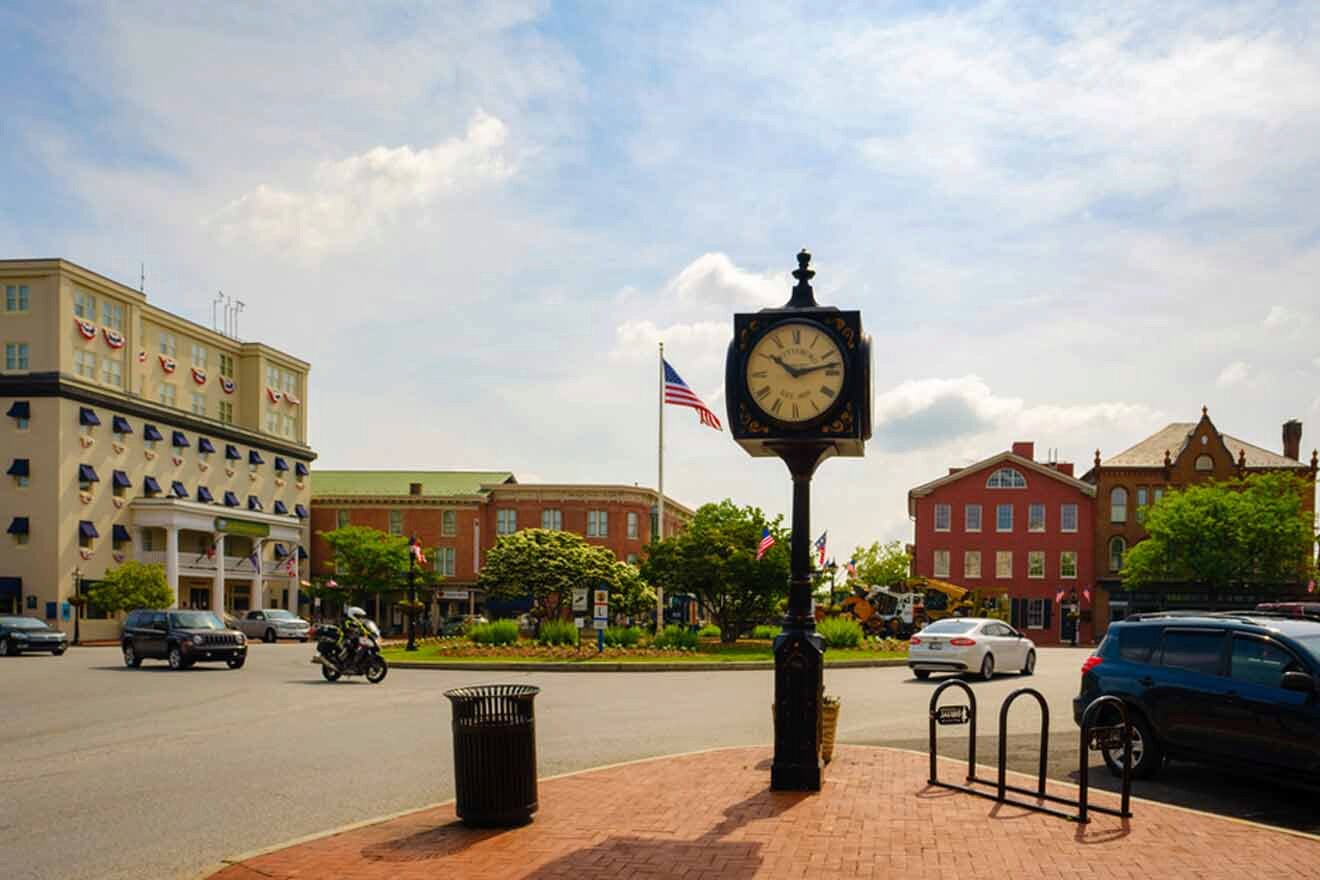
{"left": 234, "top": 609, "right": 311, "bottom": 643}
{"left": 907, "top": 617, "right": 1036, "bottom": 681}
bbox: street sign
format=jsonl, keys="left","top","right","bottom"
{"left": 593, "top": 589, "right": 607, "bottom": 605}
{"left": 572, "top": 588, "right": 588, "bottom": 612}
{"left": 593, "top": 588, "right": 609, "bottom": 632}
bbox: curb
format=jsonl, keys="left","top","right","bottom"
{"left": 386, "top": 658, "right": 909, "bottom": 672}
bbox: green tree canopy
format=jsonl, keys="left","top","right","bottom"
{"left": 478, "top": 528, "right": 620, "bottom": 619}
{"left": 317, "top": 526, "right": 444, "bottom": 603}
{"left": 1123, "top": 472, "right": 1317, "bottom": 593}
{"left": 88, "top": 561, "right": 174, "bottom": 614}
{"left": 850, "top": 540, "right": 912, "bottom": 588}
{"left": 640, "top": 499, "right": 790, "bottom": 642}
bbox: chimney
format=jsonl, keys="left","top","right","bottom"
{"left": 1055, "top": 462, "right": 1074, "bottom": 477}
{"left": 1011, "top": 441, "right": 1034, "bottom": 461}
{"left": 409, "top": 482, "right": 423, "bottom": 496}
{"left": 1282, "top": 420, "right": 1302, "bottom": 461}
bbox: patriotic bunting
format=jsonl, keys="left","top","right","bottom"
{"left": 266, "top": 387, "right": 282, "bottom": 403}
{"left": 103, "top": 328, "right": 125, "bottom": 349}
{"left": 220, "top": 377, "right": 236, "bottom": 394}
{"left": 190, "top": 367, "right": 207, "bottom": 385}
{"left": 159, "top": 355, "right": 176, "bottom": 374}
{"left": 75, "top": 317, "right": 97, "bottom": 339}
{"left": 284, "top": 391, "right": 301, "bottom": 406}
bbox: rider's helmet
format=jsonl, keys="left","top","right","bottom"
{"left": 344, "top": 606, "right": 367, "bottom": 620}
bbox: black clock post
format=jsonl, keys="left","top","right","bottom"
{"left": 726, "top": 250, "right": 871, "bottom": 791}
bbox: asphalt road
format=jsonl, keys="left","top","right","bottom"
{"left": 3, "top": 645, "right": 1317, "bottom": 880}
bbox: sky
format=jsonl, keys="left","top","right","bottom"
{"left": 3, "top": 1, "right": 1319, "bottom": 560}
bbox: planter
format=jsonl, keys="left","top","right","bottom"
{"left": 821, "top": 695, "right": 841, "bottom": 764}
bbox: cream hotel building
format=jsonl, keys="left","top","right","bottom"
{"left": 0, "top": 259, "right": 315, "bottom": 640}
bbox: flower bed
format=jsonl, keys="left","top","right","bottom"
{"left": 383, "top": 634, "right": 908, "bottom": 664}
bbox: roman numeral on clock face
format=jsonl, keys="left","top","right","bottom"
{"left": 770, "top": 398, "right": 783, "bottom": 414}
{"left": 756, "top": 386, "right": 771, "bottom": 400}
{"left": 792, "top": 328, "right": 801, "bottom": 344}
{"left": 820, "top": 385, "right": 835, "bottom": 398}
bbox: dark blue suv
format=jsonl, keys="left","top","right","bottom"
{"left": 1075, "top": 612, "right": 1320, "bottom": 781}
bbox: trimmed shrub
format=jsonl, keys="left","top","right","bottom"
{"left": 603, "top": 625, "right": 642, "bottom": 648}
{"left": 752, "top": 624, "right": 779, "bottom": 640}
{"left": 538, "top": 619, "right": 580, "bottom": 647}
{"left": 817, "top": 616, "right": 863, "bottom": 648}
{"left": 697, "top": 624, "right": 721, "bottom": 639}
{"left": 652, "top": 624, "right": 699, "bottom": 650}
{"left": 468, "top": 620, "right": 518, "bottom": 645}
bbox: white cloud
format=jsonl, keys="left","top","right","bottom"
{"left": 1217, "top": 361, "right": 1250, "bottom": 386}
{"left": 211, "top": 112, "right": 516, "bottom": 254}
{"left": 666, "top": 252, "right": 788, "bottom": 311}
{"left": 1264, "top": 305, "right": 1308, "bottom": 329}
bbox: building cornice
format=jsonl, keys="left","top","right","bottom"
{"left": 311, "top": 495, "right": 485, "bottom": 507}
{"left": 486, "top": 483, "right": 696, "bottom": 517}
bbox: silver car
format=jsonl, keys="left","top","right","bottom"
{"left": 235, "top": 609, "right": 310, "bottom": 643}
{"left": 907, "top": 617, "right": 1036, "bottom": 681}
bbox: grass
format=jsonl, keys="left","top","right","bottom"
{"left": 382, "top": 642, "right": 905, "bottom": 665}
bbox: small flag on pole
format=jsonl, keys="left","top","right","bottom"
{"left": 814, "top": 531, "right": 828, "bottom": 566}
{"left": 846, "top": 557, "right": 857, "bottom": 578}
{"left": 410, "top": 538, "right": 427, "bottom": 565}
{"left": 663, "top": 359, "right": 722, "bottom": 431}
{"left": 1083, "top": 587, "right": 1092, "bottom": 604}
{"left": 248, "top": 549, "right": 260, "bottom": 570}
{"left": 1055, "top": 588, "right": 1065, "bottom": 605}
{"left": 756, "top": 528, "right": 775, "bottom": 560}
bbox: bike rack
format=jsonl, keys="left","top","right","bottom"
{"left": 926, "top": 683, "right": 1134, "bottom": 824}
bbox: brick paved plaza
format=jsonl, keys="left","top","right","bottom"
{"left": 203, "top": 745, "right": 1320, "bottom": 879}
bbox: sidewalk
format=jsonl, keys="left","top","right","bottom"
{"left": 201, "top": 745, "right": 1320, "bottom": 879}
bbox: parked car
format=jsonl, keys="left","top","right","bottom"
{"left": 234, "top": 609, "right": 310, "bottom": 643}
{"left": 1075, "top": 611, "right": 1320, "bottom": 782}
{"left": 907, "top": 617, "right": 1037, "bottom": 681}
{"left": 121, "top": 609, "right": 247, "bottom": 670}
{"left": 0, "top": 616, "right": 69, "bottom": 656}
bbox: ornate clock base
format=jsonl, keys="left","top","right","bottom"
{"left": 771, "top": 628, "right": 825, "bottom": 791}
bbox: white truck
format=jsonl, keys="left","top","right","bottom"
{"left": 234, "top": 609, "right": 310, "bottom": 643}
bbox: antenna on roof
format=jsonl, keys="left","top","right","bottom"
{"left": 212, "top": 291, "right": 225, "bottom": 333}
{"left": 139, "top": 263, "right": 145, "bottom": 293}
{"left": 233, "top": 300, "right": 245, "bottom": 341}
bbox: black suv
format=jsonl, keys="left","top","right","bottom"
{"left": 1076, "top": 612, "right": 1320, "bottom": 782}
{"left": 122, "top": 609, "right": 248, "bottom": 670}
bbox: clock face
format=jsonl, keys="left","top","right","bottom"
{"left": 745, "top": 321, "right": 847, "bottom": 424}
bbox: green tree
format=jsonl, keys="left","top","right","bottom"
{"left": 640, "top": 499, "right": 790, "bottom": 642}
{"left": 1123, "top": 473, "right": 1317, "bottom": 598}
{"left": 610, "top": 560, "right": 657, "bottom": 623}
{"left": 478, "top": 528, "right": 617, "bottom": 620}
{"left": 850, "top": 540, "right": 912, "bottom": 588}
{"left": 317, "top": 526, "right": 444, "bottom": 610}
{"left": 87, "top": 561, "right": 173, "bottom": 614}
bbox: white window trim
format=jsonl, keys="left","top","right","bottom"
{"left": 963, "top": 551, "right": 981, "bottom": 579}
{"left": 1027, "top": 551, "right": 1045, "bottom": 579}
{"left": 1028, "top": 503, "right": 1046, "bottom": 533}
{"left": 1060, "top": 504, "right": 1078, "bottom": 534}
{"left": 964, "top": 504, "right": 981, "bottom": 533}
{"left": 933, "top": 550, "right": 950, "bottom": 578}
{"left": 996, "top": 504, "right": 1013, "bottom": 533}
{"left": 1060, "top": 551, "right": 1078, "bottom": 579}
{"left": 1026, "top": 599, "right": 1045, "bottom": 629}
{"left": 996, "top": 551, "right": 1012, "bottom": 579}
{"left": 933, "top": 503, "right": 951, "bottom": 532}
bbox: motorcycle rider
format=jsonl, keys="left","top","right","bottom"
{"left": 337, "top": 606, "right": 372, "bottom": 668}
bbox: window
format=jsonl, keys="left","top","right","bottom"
{"left": 541, "top": 508, "right": 562, "bottom": 530}
{"left": 1230, "top": 637, "right": 1301, "bottom": 689}
{"left": 435, "top": 546, "right": 456, "bottom": 577}
{"left": 627, "top": 553, "right": 639, "bottom": 565}
{"left": 1153, "top": 487, "right": 1165, "bottom": 505}
{"left": 627, "top": 511, "right": 639, "bottom": 539}
{"left": 1028, "top": 503, "right": 1045, "bottom": 532}
{"left": 102, "top": 356, "right": 122, "bottom": 387}
{"left": 218, "top": 401, "right": 233, "bottom": 424}
{"left": 1060, "top": 551, "right": 1077, "bottom": 578}
{"left": 282, "top": 371, "right": 296, "bottom": 394}
{"left": 78, "top": 465, "right": 97, "bottom": 493}
{"left": 1135, "top": 487, "right": 1149, "bottom": 523}
{"left": 267, "top": 365, "right": 279, "bottom": 388}
{"left": 963, "top": 551, "right": 981, "bottom": 579}
{"left": 5, "top": 285, "right": 29, "bottom": 312}
{"left": 112, "top": 470, "right": 128, "bottom": 498}
{"left": 158, "top": 383, "right": 176, "bottom": 408}
{"left": 996, "top": 504, "right": 1013, "bottom": 532}
{"left": 1110, "top": 487, "right": 1127, "bottom": 523}
{"left": 934, "top": 504, "right": 951, "bottom": 532}
{"left": 159, "top": 331, "right": 176, "bottom": 357}
{"left": 191, "top": 392, "right": 206, "bottom": 416}
{"left": 5, "top": 343, "right": 29, "bottom": 370}
{"left": 986, "top": 467, "right": 1027, "bottom": 488}
{"left": 78, "top": 521, "right": 96, "bottom": 551}
{"left": 587, "top": 510, "right": 609, "bottom": 537}
{"left": 266, "top": 411, "right": 279, "bottom": 433}
{"left": 74, "top": 289, "right": 96, "bottom": 319}
{"left": 996, "top": 551, "right": 1012, "bottom": 578}
{"left": 1118, "top": 626, "right": 1161, "bottom": 663}
{"left": 336, "top": 510, "right": 350, "bottom": 529}
{"left": 1026, "top": 599, "right": 1046, "bottom": 629}
{"left": 1108, "top": 536, "right": 1126, "bottom": 573}
{"left": 141, "top": 529, "right": 157, "bottom": 552}
{"left": 219, "top": 353, "right": 234, "bottom": 378}
{"left": 964, "top": 504, "right": 981, "bottom": 532}
{"left": 496, "top": 509, "right": 517, "bottom": 535}
{"left": 282, "top": 415, "right": 296, "bottom": 438}
{"left": 388, "top": 510, "right": 403, "bottom": 535}
{"left": 933, "top": 550, "right": 950, "bottom": 578}
{"left": 1060, "top": 503, "right": 1078, "bottom": 533}
{"left": 1027, "top": 551, "right": 1045, "bottom": 578}
{"left": 102, "top": 300, "right": 124, "bottom": 331}
{"left": 74, "top": 348, "right": 97, "bottom": 379}
{"left": 1159, "top": 630, "right": 1224, "bottom": 675}
{"left": 1194, "top": 454, "right": 1214, "bottom": 472}
{"left": 442, "top": 510, "right": 457, "bottom": 536}
{"left": 190, "top": 342, "right": 207, "bottom": 368}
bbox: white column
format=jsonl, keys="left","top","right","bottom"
{"left": 212, "top": 533, "right": 226, "bottom": 614}
{"left": 165, "top": 526, "right": 179, "bottom": 609}
{"left": 252, "top": 539, "right": 264, "bottom": 610}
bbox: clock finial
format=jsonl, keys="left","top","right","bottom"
{"left": 786, "top": 248, "right": 819, "bottom": 309}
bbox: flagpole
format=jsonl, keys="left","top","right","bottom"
{"left": 656, "top": 340, "right": 665, "bottom": 634}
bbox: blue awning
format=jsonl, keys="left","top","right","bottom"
{"left": 5, "top": 401, "right": 29, "bottom": 420}
{"left": 274, "top": 457, "right": 289, "bottom": 472}
{"left": 197, "top": 437, "right": 216, "bottom": 454}
{"left": 6, "top": 458, "right": 28, "bottom": 477}
{"left": 223, "top": 491, "right": 240, "bottom": 507}
{"left": 273, "top": 500, "right": 288, "bottom": 515}
{"left": 295, "top": 462, "right": 309, "bottom": 477}
{"left": 248, "top": 450, "right": 265, "bottom": 466}
{"left": 7, "top": 517, "right": 29, "bottom": 535}
{"left": 78, "top": 464, "right": 100, "bottom": 483}
{"left": 143, "top": 424, "right": 164, "bottom": 442}
{"left": 171, "top": 481, "right": 188, "bottom": 498}
{"left": 273, "top": 543, "right": 289, "bottom": 558}
{"left": 247, "top": 496, "right": 263, "bottom": 511}
{"left": 297, "top": 545, "right": 308, "bottom": 560}
{"left": 112, "top": 416, "right": 133, "bottom": 434}
{"left": 196, "top": 486, "right": 214, "bottom": 503}
{"left": 112, "top": 470, "right": 131, "bottom": 488}
{"left": 143, "top": 476, "right": 162, "bottom": 494}
{"left": 0, "top": 577, "right": 19, "bottom": 598}
{"left": 225, "top": 444, "right": 241, "bottom": 460}
{"left": 294, "top": 504, "right": 308, "bottom": 519}
{"left": 112, "top": 524, "right": 131, "bottom": 543}
{"left": 79, "top": 407, "right": 101, "bottom": 427}
{"left": 171, "top": 430, "right": 189, "bottom": 448}
{"left": 79, "top": 521, "right": 99, "bottom": 539}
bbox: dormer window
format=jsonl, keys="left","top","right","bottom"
{"left": 986, "top": 467, "right": 1026, "bottom": 488}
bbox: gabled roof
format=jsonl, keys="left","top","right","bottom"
{"left": 1101, "top": 423, "right": 1302, "bottom": 469}
{"left": 311, "top": 470, "right": 516, "bottom": 498}
{"left": 908, "top": 450, "right": 1095, "bottom": 516}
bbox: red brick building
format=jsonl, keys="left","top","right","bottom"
{"left": 908, "top": 442, "right": 1097, "bottom": 645}
{"left": 310, "top": 471, "right": 692, "bottom": 622}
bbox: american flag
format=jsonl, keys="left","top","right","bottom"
{"left": 814, "top": 531, "right": 828, "bottom": 566}
{"left": 410, "top": 539, "right": 427, "bottom": 565}
{"left": 663, "top": 359, "right": 722, "bottom": 431}
{"left": 1055, "top": 588, "right": 1065, "bottom": 605}
{"left": 1083, "top": 587, "right": 1092, "bottom": 604}
{"left": 756, "top": 527, "right": 775, "bottom": 560}
{"left": 846, "top": 557, "right": 857, "bottom": 578}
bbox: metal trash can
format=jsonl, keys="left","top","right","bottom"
{"left": 444, "top": 684, "right": 541, "bottom": 826}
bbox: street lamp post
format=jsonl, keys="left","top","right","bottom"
{"left": 1068, "top": 590, "right": 1079, "bottom": 647}
{"left": 406, "top": 536, "right": 419, "bottom": 652}
{"left": 71, "top": 567, "right": 83, "bottom": 646}
{"left": 826, "top": 560, "right": 838, "bottom": 608}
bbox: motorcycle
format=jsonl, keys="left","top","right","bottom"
{"left": 311, "top": 619, "right": 388, "bottom": 684}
